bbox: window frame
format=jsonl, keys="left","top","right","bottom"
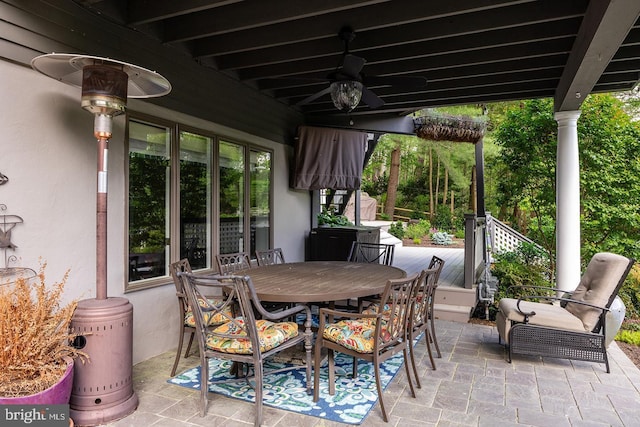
{"left": 125, "top": 112, "right": 274, "bottom": 292}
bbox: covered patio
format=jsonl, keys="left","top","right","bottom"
{"left": 106, "top": 246, "right": 640, "bottom": 426}
{"left": 118, "top": 320, "right": 640, "bottom": 426}
{"left": 2, "top": 1, "right": 640, "bottom": 425}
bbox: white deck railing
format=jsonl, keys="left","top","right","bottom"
{"left": 464, "top": 213, "right": 544, "bottom": 289}
{"left": 487, "top": 214, "right": 541, "bottom": 254}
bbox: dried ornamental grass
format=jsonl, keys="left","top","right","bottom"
{"left": 0, "top": 263, "right": 86, "bottom": 397}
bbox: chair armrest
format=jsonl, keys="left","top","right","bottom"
{"left": 256, "top": 302, "right": 309, "bottom": 322}
{"left": 318, "top": 307, "right": 379, "bottom": 321}
{"left": 519, "top": 295, "right": 609, "bottom": 312}
{"left": 515, "top": 295, "right": 609, "bottom": 323}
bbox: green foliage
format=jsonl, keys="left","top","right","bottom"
{"left": 452, "top": 208, "right": 467, "bottom": 232}
{"left": 491, "top": 244, "right": 553, "bottom": 313}
{"left": 621, "top": 320, "right": 640, "bottom": 332}
{"left": 378, "top": 212, "right": 390, "bottom": 220}
{"left": 615, "top": 330, "right": 640, "bottom": 346}
{"left": 453, "top": 228, "right": 465, "bottom": 239}
{"left": 410, "top": 209, "right": 427, "bottom": 220}
{"left": 433, "top": 205, "right": 452, "bottom": 230}
{"left": 317, "top": 209, "right": 353, "bottom": 227}
{"left": 494, "top": 95, "right": 640, "bottom": 263}
{"left": 361, "top": 173, "right": 388, "bottom": 197}
{"left": 388, "top": 221, "right": 405, "bottom": 239}
{"left": 618, "top": 264, "right": 640, "bottom": 320}
{"left": 405, "top": 219, "right": 431, "bottom": 240}
{"left": 493, "top": 98, "right": 557, "bottom": 255}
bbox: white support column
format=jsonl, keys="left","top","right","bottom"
{"left": 554, "top": 110, "right": 581, "bottom": 292}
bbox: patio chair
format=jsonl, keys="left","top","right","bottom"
{"left": 351, "top": 242, "right": 396, "bottom": 311}
{"left": 426, "top": 255, "right": 445, "bottom": 358}
{"left": 313, "top": 273, "right": 420, "bottom": 422}
{"left": 255, "top": 248, "right": 285, "bottom": 266}
{"left": 496, "top": 252, "right": 634, "bottom": 372}
{"left": 407, "top": 267, "right": 440, "bottom": 383}
{"left": 168, "top": 259, "right": 234, "bottom": 376}
{"left": 255, "top": 248, "right": 292, "bottom": 313}
{"left": 348, "top": 241, "right": 395, "bottom": 265}
{"left": 179, "top": 272, "right": 313, "bottom": 426}
{"left": 215, "top": 252, "right": 252, "bottom": 274}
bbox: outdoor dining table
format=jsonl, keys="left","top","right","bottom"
{"left": 238, "top": 260, "right": 406, "bottom": 304}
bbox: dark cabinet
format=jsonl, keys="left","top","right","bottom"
{"left": 308, "top": 226, "right": 380, "bottom": 261}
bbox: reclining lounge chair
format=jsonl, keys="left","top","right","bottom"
{"left": 496, "top": 252, "right": 634, "bottom": 372}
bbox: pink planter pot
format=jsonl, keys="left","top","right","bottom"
{"left": 0, "top": 358, "right": 74, "bottom": 405}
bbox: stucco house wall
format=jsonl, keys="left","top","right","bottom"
{"left": 1, "top": 59, "right": 310, "bottom": 363}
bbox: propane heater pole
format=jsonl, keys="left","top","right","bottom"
{"left": 95, "top": 130, "right": 109, "bottom": 300}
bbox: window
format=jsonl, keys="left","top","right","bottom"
{"left": 128, "top": 120, "right": 170, "bottom": 283}
{"left": 219, "top": 141, "right": 245, "bottom": 254}
{"left": 250, "top": 149, "right": 271, "bottom": 255}
{"left": 179, "top": 131, "right": 213, "bottom": 271}
{"left": 126, "top": 116, "right": 272, "bottom": 290}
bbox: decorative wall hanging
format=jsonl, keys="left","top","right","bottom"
{"left": 0, "top": 204, "right": 36, "bottom": 283}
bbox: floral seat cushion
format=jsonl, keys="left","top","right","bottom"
{"left": 322, "top": 318, "right": 391, "bottom": 353}
{"left": 363, "top": 303, "right": 406, "bottom": 329}
{"left": 184, "top": 297, "right": 233, "bottom": 327}
{"left": 206, "top": 318, "right": 298, "bottom": 354}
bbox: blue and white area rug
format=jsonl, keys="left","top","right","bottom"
{"left": 167, "top": 351, "right": 405, "bottom": 424}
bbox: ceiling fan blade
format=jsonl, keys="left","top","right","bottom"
{"left": 341, "top": 54, "right": 365, "bottom": 78}
{"left": 361, "top": 86, "right": 385, "bottom": 109}
{"left": 295, "top": 86, "right": 332, "bottom": 106}
{"left": 363, "top": 75, "right": 427, "bottom": 89}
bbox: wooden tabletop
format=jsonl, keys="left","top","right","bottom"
{"left": 238, "top": 261, "right": 406, "bottom": 303}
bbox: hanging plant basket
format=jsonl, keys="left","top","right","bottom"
{"left": 414, "top": 114, "right": 487, "bottom": 143}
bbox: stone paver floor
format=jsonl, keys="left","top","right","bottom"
{"left": 103, "top": 320, "right": 640, "bottom": 426}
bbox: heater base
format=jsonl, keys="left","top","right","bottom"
{"left": 70, "top": 392, "right": 137, "bottom": 426}
{"left": 70, "top": 297, "right": 137, "bottom": 426}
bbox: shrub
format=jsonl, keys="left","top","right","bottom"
{"left": 615, "top": 330, "right": 640, "bottom": 346}
{"left": 485, "top": 244, "right": 553, "bottom": 320}
{"left": 432, "top": 205, "right": 452, "bottom": 230}
{"left": 431, "top": 231, "right": 453, "bottom": 245}
{"left": 361, "top": 174, "right": 388, "bottom": 196}
{"left": 618, "top": 264, "right": 640, "bottom": 320}
{"left": 388, "top": 221, "right": 405, "bottom": 239}
{"left": 378, "top": 212, "right": 390, "bottom": 220}
{"left": 405, "top": 219, "right": 430, "bottom": 240}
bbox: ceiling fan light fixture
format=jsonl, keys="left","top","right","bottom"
{"left": 330, "top": 80, "right": 362, "bottom": 112}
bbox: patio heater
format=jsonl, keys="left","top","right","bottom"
{"left": 31, "top": 54, "right": 171, "bottom": 426}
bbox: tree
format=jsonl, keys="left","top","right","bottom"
{"left": 384, "top": 137, "right": 402, "bottom": 217}
{"left": 494, "top": 95, "right": 640, "bottom": 263}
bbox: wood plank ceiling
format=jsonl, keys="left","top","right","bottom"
{"left": 73, "top": 0, "right": 640, "bottom": 122}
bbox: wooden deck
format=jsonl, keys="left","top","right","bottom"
{"left": 393, "top": 245, "right": 465, "bottom": 288}
{"left": 393, "top": 245, "right": 473, "bottom": 322}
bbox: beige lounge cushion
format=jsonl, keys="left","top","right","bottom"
{"left": 565, "top": 252, "right": 631, "bottom": 331}
{"left": 498, "top": 298, "right": 585, "bottom": 332}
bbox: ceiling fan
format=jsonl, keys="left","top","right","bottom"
{"left": 296, "top": 27, "right": 427, "bottom": 112}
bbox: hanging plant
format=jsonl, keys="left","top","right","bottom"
{"left": 414, "top": 114, "right": 487, "bottom": 142}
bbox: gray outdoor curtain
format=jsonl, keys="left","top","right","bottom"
{"left": 292, "top": 126, "right": 367, "bottom": 190}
